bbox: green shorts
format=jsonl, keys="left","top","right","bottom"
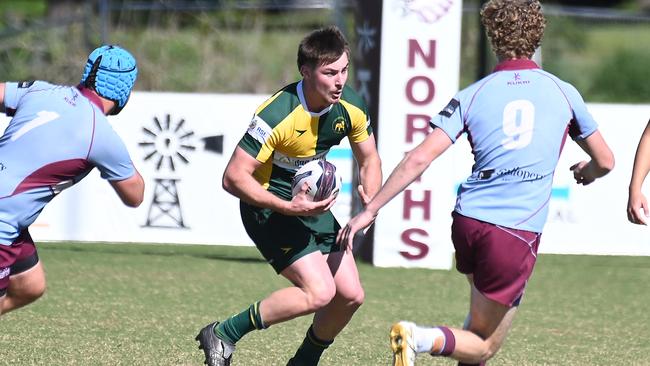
{"left": 240, "top": 201, "right": 342, "bottom": 273}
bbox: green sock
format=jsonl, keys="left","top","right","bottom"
{"left": 289, "top": 325, "right": 333, "bottom": 366}
{"left": 215, "top": 301, "right": 266, "bottom": 344}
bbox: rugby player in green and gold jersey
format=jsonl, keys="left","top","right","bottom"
{"left": 196, "top": 26, "right": 382, "bottom": 366}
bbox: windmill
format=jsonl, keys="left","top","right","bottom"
{"left": 139, "top": 114, "right": 223, "bottom": 229}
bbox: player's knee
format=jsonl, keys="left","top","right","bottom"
{"left": 27, "top": 282, "right": 46, "bottom": 301}
{"left": 16, "top": 282, "right": 46, "bottom": 304}
{"left": 476, "top": 339, "right": 502, "bottom": 362}
{"left": 345, "top": 286, "right": 365, "bottom": 309}
{"left": 306, "top": 281, "right": 336, "bottom": 311}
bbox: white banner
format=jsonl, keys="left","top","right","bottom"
{"left": 0, "top": 91, "right": 356, "bottom": 246}
{"left": 373, "top": 0, "right": 464, "bottom": 269}
{"left": 542, "top": 104, "right": 650, "bottom": 256}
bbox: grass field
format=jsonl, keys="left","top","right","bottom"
{"left": 1, "top": 242, "right": 649, "bottom": 365}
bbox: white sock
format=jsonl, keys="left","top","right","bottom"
{"left": 414, "top": 326, "right": 444, "bottom": 354}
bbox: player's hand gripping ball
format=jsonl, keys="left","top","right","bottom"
{"left": 291, "top": 160, "right": 342, "bottom": 201}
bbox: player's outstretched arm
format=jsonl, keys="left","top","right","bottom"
{"left": 110, "top": 169, "right": 145, "bottom": 207}
{"left": 627, "top": 121, "right": 650, "bottom": 225}
{"left": 222, "top": 146, "right": 333, "bottom": 216}
{"left": 570, "top": 130, "right": 615, "bottom": 186}
{"left": 338, "top": 128, "right": 452, "bottom": 250}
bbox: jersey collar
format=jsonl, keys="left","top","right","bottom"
{"left": 493, "top": 59, "right": 540, "bottom": 72}
{"left": 297, "top": 80, "right": 333, "bottom": 117}
{"left": 76, "top": 85, "right": 104, "bottom": 111}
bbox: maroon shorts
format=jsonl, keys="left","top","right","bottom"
{"left": 0, "top": 229, "right": 39, "bottom": 296}
{"left": 451, "top": 212, "right": 541, "bottom": 307}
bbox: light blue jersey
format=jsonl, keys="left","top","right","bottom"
{"left": 0, "top": 81, "right": 135, "bottom": 245}
{"left": 431, "top": 59, "right": 598, "bottom": 233}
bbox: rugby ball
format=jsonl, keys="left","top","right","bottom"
{"left": 291, "top": 160, "right": 342, "bottom": 201}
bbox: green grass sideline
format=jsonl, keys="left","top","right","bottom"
{"left": 1, "top": 242, "right": 648, "bottom": 365}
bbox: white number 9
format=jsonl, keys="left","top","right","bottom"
{"left": 501, "top": 100, "right": 535, "bottom": 150}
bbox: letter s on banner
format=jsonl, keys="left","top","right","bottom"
{"left": 400, "top": 228, "right": 430, "bottom": 260}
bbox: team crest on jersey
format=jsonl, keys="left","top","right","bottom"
{"left": 332, "top": 117, "right": 347, "bottom": 134}
{"left": 439, "top": 98, "right": 460, "bottom": 118}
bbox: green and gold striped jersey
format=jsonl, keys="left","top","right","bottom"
{"left": 238, "top": 80, "right": 373, "bottom": 200}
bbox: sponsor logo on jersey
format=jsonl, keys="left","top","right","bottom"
{"left": 0, "top": 267, "right": 10, "bottom": 280}
{"left": 0, "top": 162, "right": 6, "bottom": 171}
{"left": 274, "top": 151, "right": 328, "bottom": 170}
{"left": 295, "top": 129, "right": 307, "bottom": 137}
{"left": 476, "top": 167, "right": 546, "bottom": 182}
{"left": 507, "top": 72, "right": 531, "bottom": 86}
{"left": 439, "top": 98, "right": 460, "bottom": 117}
{"left": 247, "top": 115, "right": 273, "bottom": 145}
{"left": 332, "top": 117, "right": 347, "bottom": 134}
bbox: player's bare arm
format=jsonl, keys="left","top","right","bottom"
{"left": 222, "top": 146, "right": 334, "bottom": 216}
{"left": 570, "top": 130, "right": 615, "bottom": 185}
{"left": 627, "top": 121, "right": 650, "bottom": 224}
{"left": 338, "top": 128, "right": 452, "bottom": 249}
{"left": 350, "top": 134, "right": 382, "bottom": 204}
{"left": 110, "top": 170, "right": 145, "bottom": 207}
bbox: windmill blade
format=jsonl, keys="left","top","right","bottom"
{"left": 142, "top": 127, "right": 157, "bottom": 138}
{"left": 143, "top": 149, "right": 158, "bottom": 161}
{"left": 153, "top": 117, "right": 163, "bottom": 132}
{"left": 176, "top": 151, "right": 190, "bottom": 164}
{"left": 168, "top": 156, "right": 175, "bottom": 172}
{"left": 174, "top": 118, "right": 187, "bottom": 133}
{"left": 156, "top": 155, "right": 164, "bottom": 170}
{"left": 180, "top": 131, "right": 195, "bottom": 140}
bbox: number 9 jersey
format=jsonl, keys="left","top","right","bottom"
{"left": 430, "top": 59, "right": 598, "bottom": 233}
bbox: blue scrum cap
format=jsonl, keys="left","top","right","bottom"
{"left": 81, "top": 45, "right": 138, "bottom": 115}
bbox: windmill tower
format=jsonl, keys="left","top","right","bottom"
{"left": 139, "top": 114, "right": 195, "bottom": 228}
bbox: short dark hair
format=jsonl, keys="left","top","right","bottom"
{"left": 297, "top": 25, "right": 350, "bottom": 70}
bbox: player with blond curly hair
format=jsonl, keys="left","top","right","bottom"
{"left": 339, "top": 1, "right": 615, "bottom": 365}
